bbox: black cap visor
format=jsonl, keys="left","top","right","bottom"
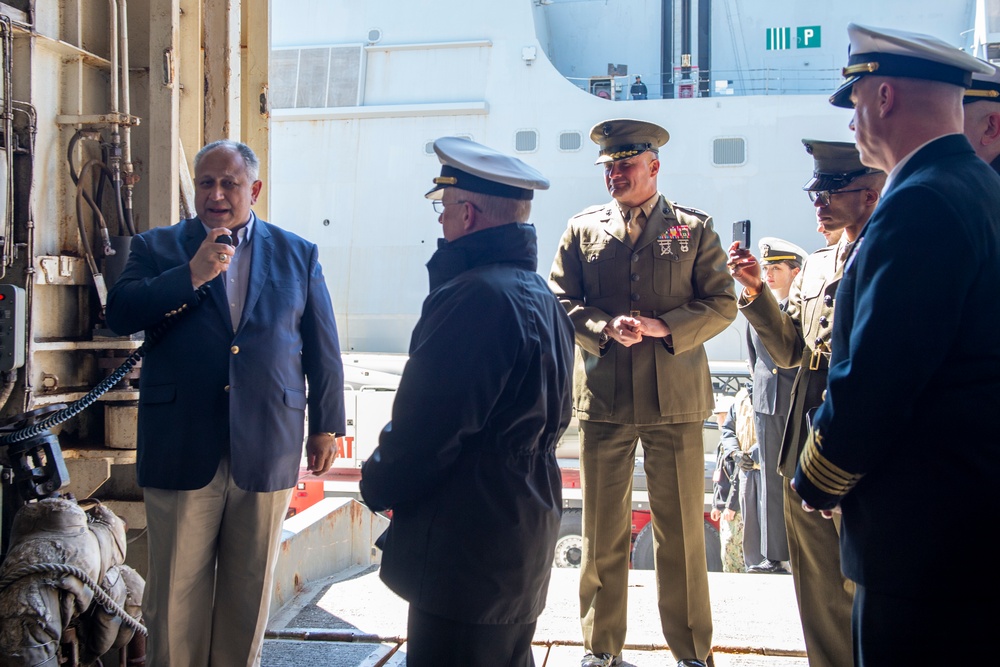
{"left": 802, "top": 168, "right": 872, "bottom": 192}
{"left": 830, "top": 52, "right": 973, "bottom": 108}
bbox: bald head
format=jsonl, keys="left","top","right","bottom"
{"left": 963, "top": 100, "right": 1000, "bottom": 170}
{"left": 850, "top": 76, "right": 965, "bottom": 173}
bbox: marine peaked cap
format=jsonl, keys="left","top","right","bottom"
{"left": 964, "top": 57, "right": 1000, "bottom": 104}
{"left": 758, "top": 237, "right": 807, "bottom": 265}
{"left": 829, "top": 23, "right": 995, "bottom": 109}
{"left": 590, "top": 118, "right": 669, "bottom": 164}
{"left": 801, "top": 139, "right": 882, "bottom": 192}
{"left": 424, "top": 136, "right": 549, "bottom": 201}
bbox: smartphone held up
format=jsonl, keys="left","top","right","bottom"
{"left": 732, "top": 219, "right": 751, "bottom": 250}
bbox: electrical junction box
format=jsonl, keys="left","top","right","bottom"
{"left": 0, "top": 284, "right": 26, "bottom": 371}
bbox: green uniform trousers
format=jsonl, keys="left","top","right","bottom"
{"left": 784, "top": 478, "right": 855, "bottom": 667}
{"left": 579, "top": 420, "right": 712, "bottom": 662}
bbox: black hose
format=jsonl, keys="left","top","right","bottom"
{"left": 69, "top": 132, "right": 134, "bottom": 240}
{"left": 77, "top": 159, "right": 117, "bottom": 260}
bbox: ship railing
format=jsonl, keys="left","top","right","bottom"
{"left": 566, "top": 67, "right": 843, "bottom": 99}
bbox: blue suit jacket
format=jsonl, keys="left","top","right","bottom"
{"left": 106, "top": 216, "right": 345, "bottom": 492}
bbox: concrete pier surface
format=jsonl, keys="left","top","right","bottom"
{"left": 264, "top": 564, "right": 809, "bottom": 666}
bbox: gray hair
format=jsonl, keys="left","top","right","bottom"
{"left": 194, "top": 140, "right": 260, "bottom": 182}
{"left": 460, "top": 189, "right": 532, "bottom": 225}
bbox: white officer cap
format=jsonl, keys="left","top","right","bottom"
{"left": 590, "top": 118, "right": 670, "bottom": 164}
{"left": 964, "top": 57, "right": 1000, "bottom": 104}
{"left": 424, "top": 136, "right": 549, "bottom": 201}
{"left": 830, "top": 23, "right": 995, "bottom": 109}
{"left": 758, "top": 237, "right": 807, "bottom": 266}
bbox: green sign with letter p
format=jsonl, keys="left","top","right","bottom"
{"left": 797, "top": 26, "right": 821, "bottom": 48}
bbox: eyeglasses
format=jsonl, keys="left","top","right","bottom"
{"left": 808, "top": 188, "right": 868, "bottom": 206}
{"left": 432, "top": 199, "right": 482, "bottom": 214}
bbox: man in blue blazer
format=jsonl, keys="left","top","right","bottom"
{"left": 106, "top": 140, "right": 345, "bottom": 667}
{"left": 793, "top": 24, "right": 1000, "bottom": 666}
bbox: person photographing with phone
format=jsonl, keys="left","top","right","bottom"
{"left": 549, "top": 118, "right": 735, "bottom": 667}
{"left": 106, "top": 139, "right": 345, "bottom": 667}
{"left": 727, "top": 139, "right": 882, "bottom": 667}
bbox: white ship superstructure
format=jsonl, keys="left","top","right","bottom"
{"left": 269, "top": 0, "right": 979, "bottom": 359}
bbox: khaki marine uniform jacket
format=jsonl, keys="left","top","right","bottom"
{"left": 738, "top": 236, "right": 848, "bottom": 477}
{"left": 549, "top": 194, "right": 736, "bottom": 425}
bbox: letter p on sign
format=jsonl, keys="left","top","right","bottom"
{"left": 797, "top": 26, "right": 821, "bottom": 49}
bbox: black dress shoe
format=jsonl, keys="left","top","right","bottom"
{"left": 677, "top": 661, "right": 707, "bottom": 667}
{"left": 747, "top": 558, "right": 790, "bottom": 574}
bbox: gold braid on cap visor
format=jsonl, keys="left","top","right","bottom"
{"left": 607, "top": 149, "right": 642, "bottom": 160}
{"left": 965, "top": 89, "right": 1000, "bottom": 98}
{"left": 601, "top": 142, "right": 656, "bottom": 161}
{"left": 842, "top": 62, "right": 879, "bottom": 76}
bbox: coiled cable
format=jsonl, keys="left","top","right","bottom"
{"left": 0, "top": 284, "right": 212, "bottom": 445}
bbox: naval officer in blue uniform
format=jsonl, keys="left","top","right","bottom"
{"left": 793, "top": 23, "right": 1000, "bottom": 666}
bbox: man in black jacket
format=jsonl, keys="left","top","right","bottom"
{"left": 360, "top": 137, "right": 575, "bottom": 667}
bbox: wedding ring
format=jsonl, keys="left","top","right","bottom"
{"left": 218, "top": 253, "right": 228, "bottom": 262}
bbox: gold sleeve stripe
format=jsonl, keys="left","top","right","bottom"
{"left": 965, "top": 89, "right": 1000, "bottom": 99}
{"left": 800, "top": 430, "right": 862, "bottom": 496}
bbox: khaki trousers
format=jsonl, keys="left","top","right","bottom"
{"left": 142, "top": 457, "right": 293, "bottom": 667}
{"left": 783, "top": 478, "right": 855, "bottom": 667}
{"left": 579, "top": 420, "right": 712, "bottom": 662}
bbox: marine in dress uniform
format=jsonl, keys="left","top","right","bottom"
{"left": 963, "top": 62, "right": 1000, "bottom": 174}
{"left": 729, "top": 140, "right": 883, "bottom": 667}
{"left": 794, "top": 24, "right": 1000, "bottom": 666}
{"left": 549, "top": 119, "right": 736, "bottom": 667}
{"left": 743, "top": 238, "right": 805, "bottom": 575}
